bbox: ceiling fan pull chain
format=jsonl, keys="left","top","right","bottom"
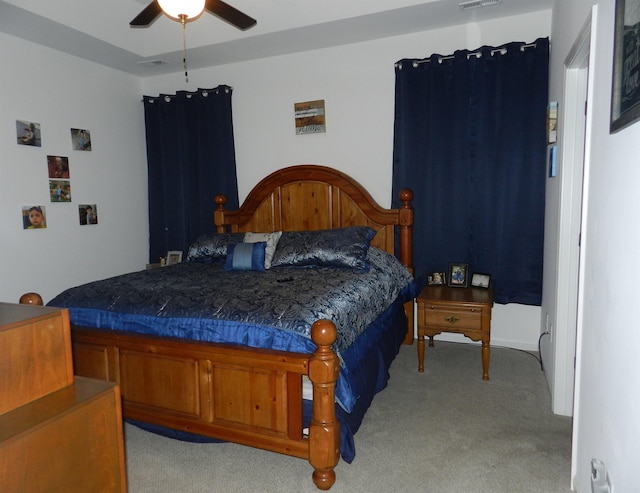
{"left": 180, "top": 14, "right": 189, "bottom": 83}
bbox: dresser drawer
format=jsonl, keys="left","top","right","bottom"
{"left": 422, "top": 305, "right": 483, "bottom": 330}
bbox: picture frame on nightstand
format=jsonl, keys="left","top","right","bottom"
{"left": 166, "top": 250, "right": 183, "bottom": 265}
{"left": 471, "top": 272, "right": 491, "bottom": 288}
{"left": 448, "top": 263, "right": 468, "bottom": 288}
{"left": 427, "top": 272, "right": 446, "bottom": 285}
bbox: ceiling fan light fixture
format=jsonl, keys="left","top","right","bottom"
{"left": 158, "top": 0, "right": 205, "bottom": 21}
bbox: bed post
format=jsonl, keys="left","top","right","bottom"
{"left": 308, "top": 319, "right": 340, "bottom": 490}
{"left": 398, "top": 188, "right": 414, "bottom": 272}
{"left": 214, "top": 194, "right": 228, "bottom": 233}
{"left": 398, "top": 189, "right": 415, "bottom": 345}
{"left": 19, "top": 292, "right": 44, "bottom": 305}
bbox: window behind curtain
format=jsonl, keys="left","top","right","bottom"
{"left": 143, "top": 86, "right": 239, "bottom": 264}
{"left": 392, "top": 38, "right": 549, "bottom": 305}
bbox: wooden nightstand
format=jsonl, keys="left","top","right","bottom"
{"left": 417, "top": 285, "right": 493, "bottom": 380}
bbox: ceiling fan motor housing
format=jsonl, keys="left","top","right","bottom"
{"left": 158, "top": 0, "right": 205, "bottom": 21}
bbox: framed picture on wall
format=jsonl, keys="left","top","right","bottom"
{"left": 16, "top": 120, "right": 41, "bottom": 147}
{"left": 611, "top": 0, "right": 640, "bottom": 132}
{"left": 22, "top": 205, "right": 46, "bottom": 229}
{"left": 71, "top": 128, "right": 92, "bottom": 151}
{"left": 447, "top": 263, "right": 468, "bottom": 288}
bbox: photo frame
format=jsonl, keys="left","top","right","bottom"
{"left": 471, "top": 272, "right": 491, "bottom": 289}
{"left": 547, "top": 101, "right": 557, "bottom": 144}
{"left": 166, "top": 250, "right": 183, "bottom": 265}
{"left": 427, "top": 272, "right": 446, "bottom": 285}
{"left": 611, "top": 0, "right": 640, "bottom": 133}
{"left": 294, "top": 99, "right": 326, "bottom": 135}
{"left": 79, "top": 204, "right": 98, "bottom": 225}
{"left": 71, "top": 128, "right": 92, "bottom": 151}
{"left": 22, "top": 205, "right": 47, "bottom": 229}
{"left": 16, "top": 120, "right": 41, "bottom": 147}
{"left": 448, "top": 263, "right": 468, "bottom": 288}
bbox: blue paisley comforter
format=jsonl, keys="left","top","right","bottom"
{"left": 48, "top": 247, "right": 416, "bottom": 412}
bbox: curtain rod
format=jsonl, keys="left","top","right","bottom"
{"left": 142, "top": 85, "right": 233, "bottom": 103}
{"left": 399, "top": 40, "right": 542, "bottom": 68}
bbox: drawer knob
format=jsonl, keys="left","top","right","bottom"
{"left": 445, "top": 315, "right": 459, "bottom": 324}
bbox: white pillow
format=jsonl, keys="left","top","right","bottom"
{"left": 243, "top": 231, "right": 282, "bottom": 269}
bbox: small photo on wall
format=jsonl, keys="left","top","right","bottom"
{"left": 16, "top": 120, "right": 41, "bottom": 147}
{"left": 47, "top": 155, "right": 70, "bottom": 179}
{"left": 22, "top": 205, "right": 47, "bottom": 229}
{"left": 49, "top": 180, "right": 72, "bottom": 202}
{"left": 79, "top": 204, "right": 98, "bottom": 225}
{"left": 71, "top": 128, "right": 91, "bottom": 151}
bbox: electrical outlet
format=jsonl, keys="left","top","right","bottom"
{"left": 591, "top": 459, "right": 612, "bottom": 493}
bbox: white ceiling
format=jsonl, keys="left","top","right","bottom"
{"left": 0, "top": 0, "right": 553, "bottom": 77}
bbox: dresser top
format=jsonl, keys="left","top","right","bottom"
{"left": 0, "top": 302, "right": 63, "bottom": 328}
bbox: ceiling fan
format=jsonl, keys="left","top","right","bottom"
{"left": 130, "top": 0, "right": 257, "bottom": 31}
{"left": 131, "top": 1, "right": 256, "bottom": 82}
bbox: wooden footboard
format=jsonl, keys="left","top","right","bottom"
{"left": 71, "top": 319, "right": 340, "bottom": 490}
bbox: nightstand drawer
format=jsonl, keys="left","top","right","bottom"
{"left": 423, "top": 306, "right": 482, "bottom": 329}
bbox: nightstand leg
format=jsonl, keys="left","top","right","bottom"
{"left": 481, "top": 341, "right": 490, "bottom": 380}
{"left": 417, "top": 334, "right": 425, "bottom": 372}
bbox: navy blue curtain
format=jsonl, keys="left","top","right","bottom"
{"left": 392, "top": 38, "right": 549, "bottom": 305}
{"left": 143, "top": 86, "right": 239, "bottom": 263}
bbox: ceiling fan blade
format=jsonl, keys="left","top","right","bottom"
{"left": 130, "top": 1, "right": 163, "bottom": 28}
{"left": 205, "top": 0, "right": 257, "bottom": 30}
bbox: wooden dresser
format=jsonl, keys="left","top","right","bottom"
{"left": 0, "top": 302, "right": 127, "bottom": 492}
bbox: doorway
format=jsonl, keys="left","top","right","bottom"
{"left": 559, "top": 6, "right": 598, "bottom": 489}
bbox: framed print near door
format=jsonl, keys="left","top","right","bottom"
{"left": 611, "top": 0, "right": 640, "bottom": 132}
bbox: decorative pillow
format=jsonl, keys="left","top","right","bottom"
{"left": 224, "top": 242, "right": 267, "bottom": 271}
{"left": 243, "top": 231, "right": 282, "bottom": 269}
{"left": 186, "top": 233, "right": 244, "bottom": 263}
{"left": 270, "top": 226, "right": 376, "bottom": 270}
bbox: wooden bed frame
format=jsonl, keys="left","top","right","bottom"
{"left": 59, "top": 165, "right": 414, "bottom": 490}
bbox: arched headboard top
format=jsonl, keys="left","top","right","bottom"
{"left": 214, "top": 165, "right": 413, "bottom": 269}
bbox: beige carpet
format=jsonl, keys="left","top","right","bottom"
{"left": 124, "top": 342, "right": 572, "bottom": 493}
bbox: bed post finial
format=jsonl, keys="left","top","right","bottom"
{"left": 19, "top": 292, "right": 43, "bottom": 305}
{"left": 398, "top": 188, "right": 414, "bottom": 273}
{"left": 214, "top": 194, "right": 228, "bottom": 233}
{"left": 309, "top": 319, "right": 340, "bottom": 490}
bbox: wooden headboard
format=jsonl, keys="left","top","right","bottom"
{"left": 214, "top": 165, "right": 414, "bottom": 272}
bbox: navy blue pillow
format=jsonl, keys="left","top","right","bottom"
{"left": 186, "top": 233, "right": 245, "bottom": 263}
{"left": 224, "top": 242, "right": 267, "bottom": 271}
{"left": 270, "top": 226, "right": 376, "bottom": 270}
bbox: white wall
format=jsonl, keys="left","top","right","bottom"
{"left": 547, "top": 0, "right": 640, "bottom": 491}
{"left": 0, "top": 9, "right": 552, "bottom": 350}
{"left": 142, "top": 10, "right": 551, "bottom": 351}
{"left": 0, "top": 33, "right": 149, "bottom": 304}
{"left": 0, "top": 9, "right": 553, "bottom": 352}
